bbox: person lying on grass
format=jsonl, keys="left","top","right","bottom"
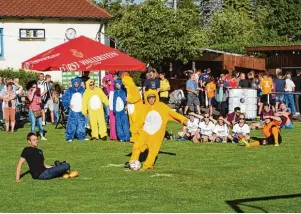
{"left": 15, "top": 133, "right": 73, "bottom": 182}
{"left": 242, "top": 115, "right": 282, "bottom": 147}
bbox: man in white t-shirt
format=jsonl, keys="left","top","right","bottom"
{"left": 284, "top": 74, "right": 296, "bottom": 115}
{"left": 232, "top": 113, "right": 250, "bottom": 143}
{"left": 213, "top": 115, "right": 233, "bottom": 143}
{"left": 193, "top": 113, "right": 215, "bottom": 143}
{"left": 177, "top": 113, "right": 199, "bottom": 141}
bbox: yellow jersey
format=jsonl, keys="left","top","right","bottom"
{"left": 206, "top": 82, "right": 216, "bottom": 98}
{"left": 260, "top": 77, "right": 273, "bottom": 95}
{"left": 160, "top": 79, "right": 170, "bottom": 98}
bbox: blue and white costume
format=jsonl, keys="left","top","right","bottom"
{"left": 62, "top": 77, "right": 86, "bottom": 141}
{"left": 113, "top": 79, "right": 130, "bottom": 141}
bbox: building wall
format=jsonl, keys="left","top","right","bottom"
{"left": 0, "top": 18, "right": 106, "bottom": 81}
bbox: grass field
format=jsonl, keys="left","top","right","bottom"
{"left": 0, "top": 122, "right": 300, "bottom": 213}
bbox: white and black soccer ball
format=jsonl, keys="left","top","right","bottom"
{"left": 129, "top": 160, "right": 141, "bottom": 171}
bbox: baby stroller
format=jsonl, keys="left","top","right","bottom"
{"left": 168, "top": 89, "right": 186, "bottom": 113}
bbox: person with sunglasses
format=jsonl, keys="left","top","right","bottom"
{"left": 232, "top": 113, "right": 250, "bottom": 144}
{"left": 103, "top": 74, "right": 117, "bottom": 140}
{"left": 82, "top": 79, "right": 109, "bottom": 140}
{"left": 193, "top": 113, "right": 216, "bottom": 143}
{"left": 26, "top": 81, "right": 47, "bottom": 140}
{"left": 212, "top": 115, "right": 233, "bottom": 143}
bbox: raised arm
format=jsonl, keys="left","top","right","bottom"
{"left": 167, "top": 107, "right": 187, "bottom": 125}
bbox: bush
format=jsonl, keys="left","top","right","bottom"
{"left": 0, "top": 68, "right": 39, "bottom": 89}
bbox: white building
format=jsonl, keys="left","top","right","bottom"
{"left": 0, "top": 0, "right": 112, "bottom": 82}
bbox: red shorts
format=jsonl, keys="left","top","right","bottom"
{"left": 4, "top": 107, "right": 16, "bottom": 122}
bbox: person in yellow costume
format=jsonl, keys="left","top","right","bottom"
{"left": 82, "top": 79, "right": 109, "bottom": 140}
{"left": 129, "top": 89, "right": 187, "bottom": 169}
{"left": 121, "top": 74, "right": 144, "bottom": 143}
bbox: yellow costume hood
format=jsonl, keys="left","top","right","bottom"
{"left": 144, "top": 89, "right": 159, "bottom": 105}
{"left": 85, "top": 79, "right": 94, "bottom": 91}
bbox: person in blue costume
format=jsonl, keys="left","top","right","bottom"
{"left": 113, "top": 79, "right": 130, "bottom": 142}
{"left": 62, "top": 77, "right": 87, "bottom": 142}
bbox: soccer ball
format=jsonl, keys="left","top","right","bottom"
{"left": 129, "top": 160, "right": 141, "bottom": 171}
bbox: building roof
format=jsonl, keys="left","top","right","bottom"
{"left": 245, "top": 45, "right": 301, "bottom": 52}
{"left": 0, "top": 0, "right": 112, "bottom": 20}
{"left": 200, "top": 48, "right": 245, "bottom": 56}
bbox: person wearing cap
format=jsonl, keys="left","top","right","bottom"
{"left": 82, "top": 79, "right": 109, "bottom": 140}
{"left": 242, "top": 115, "right": 282, "bottom": 147}
{"left": 128, "top": 89, "right": 187, "bottom": 169}
{"left": 177, "top": 112, "right": 200, "bottom": 141}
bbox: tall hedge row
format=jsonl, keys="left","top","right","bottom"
{"left": 0, "top": 68, "right": 39, "bottom": 89}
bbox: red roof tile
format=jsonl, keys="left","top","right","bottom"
{"left": 0, "top": 0, "right": 112, "bottom": 19}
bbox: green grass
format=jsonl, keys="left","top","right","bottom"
{"left": 0, "top": 122, "right": 300, "bottom": 212}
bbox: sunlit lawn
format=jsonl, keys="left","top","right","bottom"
{"left": 0, "top": 122, "right": 300, "bottom": 212}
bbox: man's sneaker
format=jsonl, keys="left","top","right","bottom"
{"left": 84, "top": 138, "right": 89, "bottom": 141}
{"left": 274, "top": 143, "right": 279, "bottom": 147}
{"left": 41, "top": 136, "right": 47, "bottom": 141}
{"left": 67, "top": 139, "right": 73, "bottom": 142}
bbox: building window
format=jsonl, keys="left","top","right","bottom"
{"left": 0, "top": 28, "right": 3, "bottom": 59}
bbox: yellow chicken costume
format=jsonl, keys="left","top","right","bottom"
{"left": 82, "top": 79, "right": 109, "bottom": 139}
{"left": 130, "top": 89, "right": 187, "bottom": 169}
{"left": 122, "top": 75, "right": 144, "bottom": 143}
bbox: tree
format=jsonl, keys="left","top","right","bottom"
{"left": 223, "top": 0, "right": 253, "bottom": 17}
{"left": 206, "top": 8, "right": 259, "bottom": 52}
{"left": 200, "top": 0, "right": 224, "bottom": 25}
{"left": 106, "top": 0, "right": 208, "bottom": 65}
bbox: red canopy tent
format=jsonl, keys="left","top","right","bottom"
{"left": 22, "top": 36, "right": 146, "bottom": 72}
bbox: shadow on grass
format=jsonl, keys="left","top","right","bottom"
{"left": 126, "top": 150, "right": 176, "bottom": 162}
{"left": 225, "top": 193, "right": 301, "bottom": 213}
{"left": 20, "top": 170, "right": 30, "bottom": 179}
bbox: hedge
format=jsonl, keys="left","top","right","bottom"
{"left": 0, "top": 68, "right": 39, "bottom": 89}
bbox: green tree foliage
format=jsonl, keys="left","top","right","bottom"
{"left": 206, "top": 8, "right": 258, "bottom": 53}
{"left": 0, "top": 69, "right": 38, "bottom": 88}
{"left": 106, "top": 0, "right": 207, "bottom": 65}
{"left": 223, "top": 0, "right": 253, "bottom": 16}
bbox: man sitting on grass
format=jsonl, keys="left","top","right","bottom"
{"left": 242, "top": 115, "right": 282, "bottom": 147}
{"left": 15, "top": 133, "right": 71, "bottom": 182}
